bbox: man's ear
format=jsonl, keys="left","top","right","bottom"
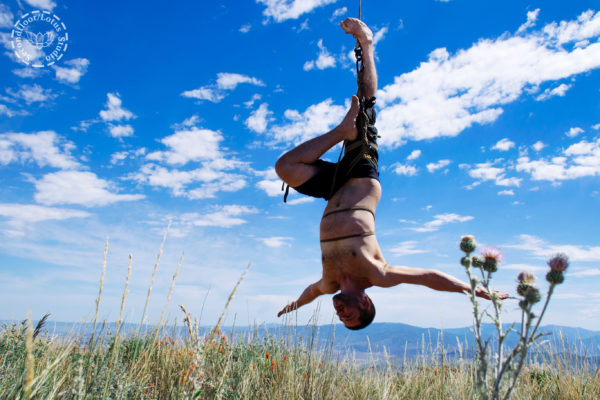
{"left": 358, "top": 294, "right": 370, "bottom": 309}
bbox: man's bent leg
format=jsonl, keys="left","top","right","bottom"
{"left": 275, "top": 96, "right": 360, "bottom": 188}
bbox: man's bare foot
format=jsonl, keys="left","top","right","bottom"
{"left": 337, "top": 95, "right": 360, "bottom": 141}
{"left": 340, "top": 18, "right": 373, "bottom": 45}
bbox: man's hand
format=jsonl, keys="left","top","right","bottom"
{"left": 340, "top": 17, "right": 373, "bottom": 44}
{"left": 475, "top": 286, "right": 509, "bottom": 301}
{"left": 277, "top": 301, "right": 298, "bottom": 317}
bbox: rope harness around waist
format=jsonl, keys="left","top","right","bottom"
{"left": 319, "top": 206, "right": 375, "bottom": 243}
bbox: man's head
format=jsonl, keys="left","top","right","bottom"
{"left": 332, "top": 292, "right": 375, "bottom": 330}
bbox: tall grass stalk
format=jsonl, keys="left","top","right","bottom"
{"left": 138, "top": 221, "right": 170, "bottom": 336}
{"left": 89, "top": 237, "right": 108, "bottom": 347}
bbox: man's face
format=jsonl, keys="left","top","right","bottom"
{"left": 332, "top": 293, "right": 362, "bottom": 328}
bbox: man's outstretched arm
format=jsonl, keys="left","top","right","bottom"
{"left": 372, "top": 265, "right": 508, "bottom": 300}
{"left": 277, "top": 280, "right": 325, "bottom": 317}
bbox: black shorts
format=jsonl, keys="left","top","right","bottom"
{"left": 293, "top": 155, "right": 379, "bottom": 200}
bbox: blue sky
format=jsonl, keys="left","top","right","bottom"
{"left": 1, "top": 0, "right": 599, "bottom": 330}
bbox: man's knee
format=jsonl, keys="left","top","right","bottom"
{"left": 275, "top": 155, "right": 289, "bottom": 181}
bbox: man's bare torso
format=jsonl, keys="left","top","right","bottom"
{"left": 319, "top": 177, "right": 386, "bottom": 293}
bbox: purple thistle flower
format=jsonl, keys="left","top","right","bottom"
{"left": 547, "top": 253, "right": 569, "bottom": 272}
{"left": 481, "top": 247, "right": 504, "bottom": 265}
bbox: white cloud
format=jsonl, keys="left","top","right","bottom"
{"left": 52, "top": 58, "right": 90, "bottom": 84}
{"left": 23, "top": 0, "right": 56, "bottom": 11}
{"left": 565, "top": 127, "right": 583, "bottom": 138}
{"left": 492, "top": 138, "right": 515, "bottom": 151}
{"left": 258, "top": 0, "right": 337, "bottom": 23}
{"left": 389, "top": 241, "right": 427, "bottom": 256}
{"left": 373, "top": 26, "right": 388, "bottom": 46}
{"left": 535, "top": 83, "right": 572, "bottom": 101}
{"left": 180, "top": 87, "right": 223, "bottom": 102}
{"left": 532, "top": 141, "right": 545, "bottom": 151}
{"left": 412, "top": 213, "right": 474, "bottom": 233}
{"left": 12, "top": 67, "right": 44, "bottom": 79}
{"left": 181, "top": 73, "right": 264, "bottom": 103}
{"left": 34, "top": 170, "right": 144, "bottom": 207}
{"left": 516, "top": 138, "right": 600, "bottom": 181}
{"left": 407, "top": 149, "right": 421, "bottom": 160}
{"left": 146, "top": 127, "right": 223, "bottom": 165}
{"left": 108, "top": 124, "right": 134, "bottom": 138}
{"left": 376, "top": 10, "right": 600, "bottom": 148}
{"left": 258, "top": 236, "right": 293, "bottom": 248}
{"left": 570, "top": 268, "right": 600, "bottom": 278}
{"left": 391, "top": 162, "right": 417, "bottom": 176}
{"left": 191, "top": 205, "right": 258, "bottom": 228}
{"left": 0, "top": 104, "right": 29, "bottom": 117}
{"left": 244, "top": 94, "right": 262, "bottom": 108}
{"left": 239, "top": 24, "right": 252, "bottom": 33}
{"left": 246, "top": 103, "right": 274, "bottom": 133}
{"left": 592, "top": 123, "right": 600, "bottom": 130}
{"left": 303, "top": 39, "right": 336, "bottom": 71}
{"left": 463, "top": 161, "right": 521, "bottom": 187}
{"left": 330, "top": 7, "right": 347, "bottom": 21}
{"left": 267, "top": 98, "right": 346, "bottom": 145}
{"left": 216, "top": 72, "right": 265, "bottom": 90}
{"left": 517, "top": 8, "right": 540, "bottom": 34}
{"left": 99, "top": 93, "right": 135, "bottom": 122}
{"left": 498, "top": 190, "right": 514, "bottom": 196}
{"left": 0, "top": 203, "right": 89, "bottom": 233}
{"left": 506, "top": 234, "right": 600, "bottom": 262}
{"left": 6, "top": 84, "right": 56, "bottom": 105}
{"left": 0, "top": 4, "right": 14, "bottom": 28}
{"left": 426, "top": 159, "right": 451, "bottom": 173}
{"left": 0, "top": 131, "right": 79, "bottom": 169}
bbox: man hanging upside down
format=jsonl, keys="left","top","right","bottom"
{"left": 275, "top": 18, "right": 508, "bottom": 330}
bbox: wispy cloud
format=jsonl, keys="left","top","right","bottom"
{"left": 257, "top": 236, "right": 293, "bottom": 248}
{"left": 427, "top": 159, "right": 451, "bottom": 173}
{"left": 492, "top": 138, "right": 515, "bottom": 151}
{"left": 34, "top": 170, "right": 144, "bottom": 207}
{"left": 0, "top": 131, "right": 79, "bottom": 169}
{"left": 516, "top": 137, "right": 600, "bottom": 182}
{"left": 411, "top": 213, "right": 473, "bottom": 233}
{"left": 389, "top": 240, "right": 427, "bottom": 256}
{"left": 257, "top": 0, "right": 337, "bottom": 23}
{"left": 52, "top": 58, "right": 90, "bottom": 84}
{"left": 246, "top": 103, "right": 274, "bottom": 133}
{"left": 303, "top": 39, "right": 336, "bottom": 71}
{"left": 506, "top": 234, "right": 600, "bottom": 262}
{"left": 181, "top": 73, "right": 265, "bottom": 103}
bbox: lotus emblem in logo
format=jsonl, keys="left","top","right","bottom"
{"left": 25, "top": 30, "right": 56, "bottom": 49}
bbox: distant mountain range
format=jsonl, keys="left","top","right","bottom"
{"left": 3, "top": 320, "right": 598, "bottom": 364}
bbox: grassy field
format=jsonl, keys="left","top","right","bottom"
{"left": 1, "top": 316, "right": 599, "bottom": 400}
{"left": 3, "top": 240, "right": 597, "bottom": 399}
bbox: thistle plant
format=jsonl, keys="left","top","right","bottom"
{"left": 459, "top": 235, "right": 568, "bottom": 400}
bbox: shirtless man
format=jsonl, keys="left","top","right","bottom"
{"left": 275, "top": 18, "right": 507, "bottom": 330}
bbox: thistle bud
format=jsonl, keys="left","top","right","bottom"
{"left": 461, "top": 256, "right": 471, "bottom": 268}
{"left": 471, "top": 255, "right": 484, "bottom": 268}
{"left": 524, "top": 286, "right": 541, "bottom": 304}
{"left": 519, "top": 300, "right": 529, "bottom": 310}
{"left": 517, "top": 282, "right": 533, "bottom": 297}
{"left": 460, "top": 235, "right": 477, "bottom": 254}
{"left": 517, "top": 271, "right": 536, "bottom": 283}
{"left": 547, "top": 253, "right": 569, "bottom": 272}
{"left": 546, "top": 270, "right": 565, "bottom": 285}
{"left": 481, "top": 247, "right": 503, "bottom": 273}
